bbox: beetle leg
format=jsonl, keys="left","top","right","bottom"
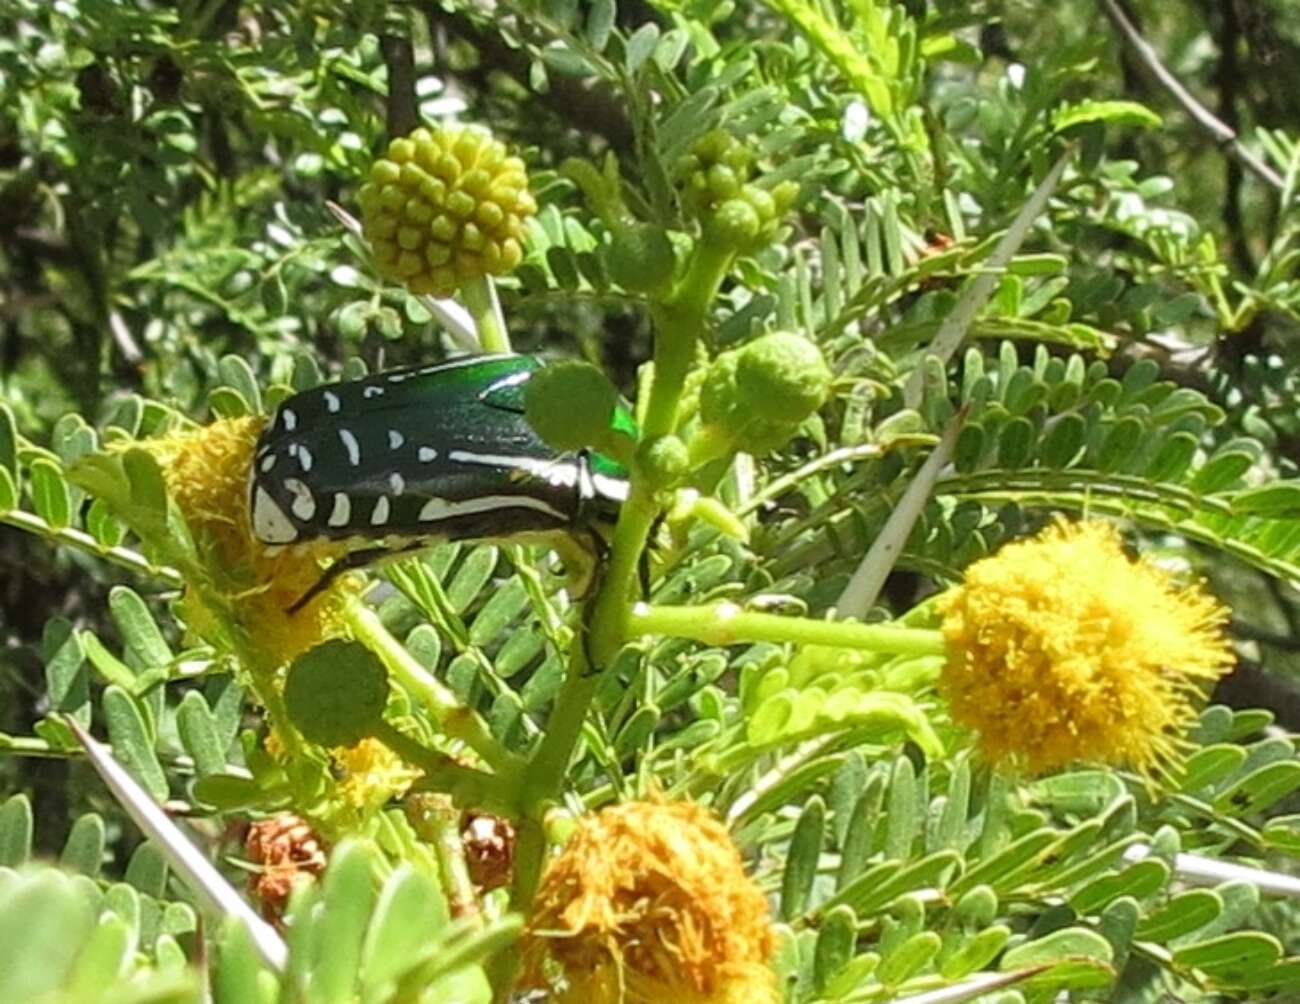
{"left": 638, "top": 512, "right": 667, "bottom": 599}
{"left": 571, "top": 528, "right": 615, "bottom": 677}
{"left": 549, "top": 531, "right": 603, "bottom": 598}
{"left": 286, "top": 543, "right": 424, "bottom": 614}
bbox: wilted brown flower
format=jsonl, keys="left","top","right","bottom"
{"left": 245, "top": 813, "right": 327, "bottom": 922}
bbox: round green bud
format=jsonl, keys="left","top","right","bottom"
{"left": 693, "top": 129, "right": 737, "bottom": 166}
{"left": 679, "top": 129, "right": 759, "bottom": 221}
{"left": 695, "top": 338, "right": 826, "bottom": 456}
{"left": 741, "top": 184, "right": 775, "bottom": 221}
{"left": 604, "top": 223, "right": 676, "bottom": 295}
{"left": 706, "top": 164, "right": 741, "bottom": 201}
{"left": 722, "top": 143, "right": 752, "bottom": 174}
{"left": 637, "top": 434, "right": 690, "bottom": 489}
{"left": 359, "top": 125, "right": 535, "bottom": 297}
{"left": 284, "top": 639, "right": 389, "bottom": 748}
{"left": 735, "top": 332, "right": 831, "bottom": 424}
{"left": 525, "top": 361, "right": 622, "bottom": 453}
{"left": 704, "top": 198, "right": 761, "bottom": 248}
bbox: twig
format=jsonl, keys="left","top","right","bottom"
{"left": 0, "top": 508, "right": 182, "bottom": 584}
{"left": 902, "top": 148, "right": 1071, "bottom": 408}
{"left": 890, "top": 967, "right": 1049, "bottom": 1004}
{"left": 835, "top": 406, "right": 967, "bottom": 619}
{"left": 725, "top": 737, "right": 837, "bottom": 826}
{"left": 1212, "top": 0, "right": 1255, "bottom": 275}
{"left": 381, "top": 34, "right": 420, "bottom": 137}
{"left": 1231, "top": 619, "right": 1300, "bottom": 652}
{"left": 64, "top": 716, "right": 288, "bottom": 973}
{"left": 1125, "top": 844, "right": 1300, "bottom": 899}
{"left": 1096, "top": 0, "right": 1285, "bottom": 193}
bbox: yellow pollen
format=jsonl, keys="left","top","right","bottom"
{"left": 140, "top": 417, "right": 357, "bottom": 667}
{"left": 939, "top": 519, "right": 1235, "bottom": 777}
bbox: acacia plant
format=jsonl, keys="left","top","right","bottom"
{"left": 3, "top": 2, "right": 1300, "bottom": 1003}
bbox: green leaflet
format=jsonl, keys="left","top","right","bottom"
{"left": 781, "top": 795, "right": 826, "bottom": 920}
{"left": 60, "top": 813, "right": 106, "bottom": 878}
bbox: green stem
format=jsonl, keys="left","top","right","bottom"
{"left": 461, "top": 275, "right": 511, "bottom": 353}
{"left": 586, "top": 483, "right": 659, "bottom": 665}
{"left": 346, "top": 602, "right": 523, "bottom": 775}
{"left": 405, "top": 793, "right": 484, "bottom": 926}
{"left": 642, "top": 236, "right": 735, "bottom": 438}
{"left": 502, "top": 229, "right": 741, "bottom": 962}
{"left": 257, "top": 680, "right": 303, "bottom": 758}
{"left": 488, "top": 815, "right": 544, "bottom": 1000}
{"left": 627, "top": 603, "right": 947, "bottom": 655}
{"left": 522, "top": 654, "right": 600, "bottom": 812}
{"left": 587, "top": 235, "right": 738, "bottom": 665}
{"left": 0, "top": 508, "right": 182, "bottom": 584}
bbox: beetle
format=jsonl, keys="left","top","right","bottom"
{"left": 248, "top": 353, "right": 632, "bottom": 610}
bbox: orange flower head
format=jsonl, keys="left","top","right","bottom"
{"left": 523, "top": 798, "right": 778, "bottom": 1004}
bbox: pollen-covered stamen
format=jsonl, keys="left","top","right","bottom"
{"left": 939, "top": 519, "right": 1235, "bottom": 777}
{"left": 139, "top": 415, "right": 358, "bottom": 671}
{"left": 522, "top": 798, "right": 779, "bottom": 1004}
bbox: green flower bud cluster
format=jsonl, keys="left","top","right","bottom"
{"left": 676, "top": 129, "right": 799, "bottom": 251}
{"left": 358, "top": 126, "right": 536, "bottom": 297}
{"left": 697, "top": 332, "right": 831, "bottom": 455}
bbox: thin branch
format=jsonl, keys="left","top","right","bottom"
{"left": 1125, "top": 843, "right": 1300, "bottom": 899}
{"left": 902, "top": 148, "right": 1071, "bottom": 408}
{"left": 1212, "top": 0, "right": 1255, "bottom": 275}
{"left": 835, "top": 407, "right": 967, "bottom": 619}
{"left": 381, "top": 33, "right": 420, "bottom": 137}
{"left": 0, "top": 508, "right": 182, "bottom": 584}
{"left": 1097, "top": 0, "right": 1285, "bottom": 193}
{"left": 1231, "top": 619, "right": 1300, "bottom": 652}
{"left": 891, "top": 968, "right": 1048, "bottom": 1004}
{"left": 65, "top": 716, "right": 288, "bottom": 974}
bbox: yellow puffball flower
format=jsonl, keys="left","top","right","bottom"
{"left": 522, "top": 798, "right": 779, "bottom": 1004}
{"left": 358, "top": 125, "right": 535, "bottom": 297}
{"left": 142, "top": 417, "right": 356, "bottom": 668}
{"left": 939, "top": 519, "right": 1235, "bottom": 777}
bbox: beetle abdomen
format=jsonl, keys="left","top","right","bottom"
{"left": 248, "top": 354, "right": 627, "bottom": 549}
